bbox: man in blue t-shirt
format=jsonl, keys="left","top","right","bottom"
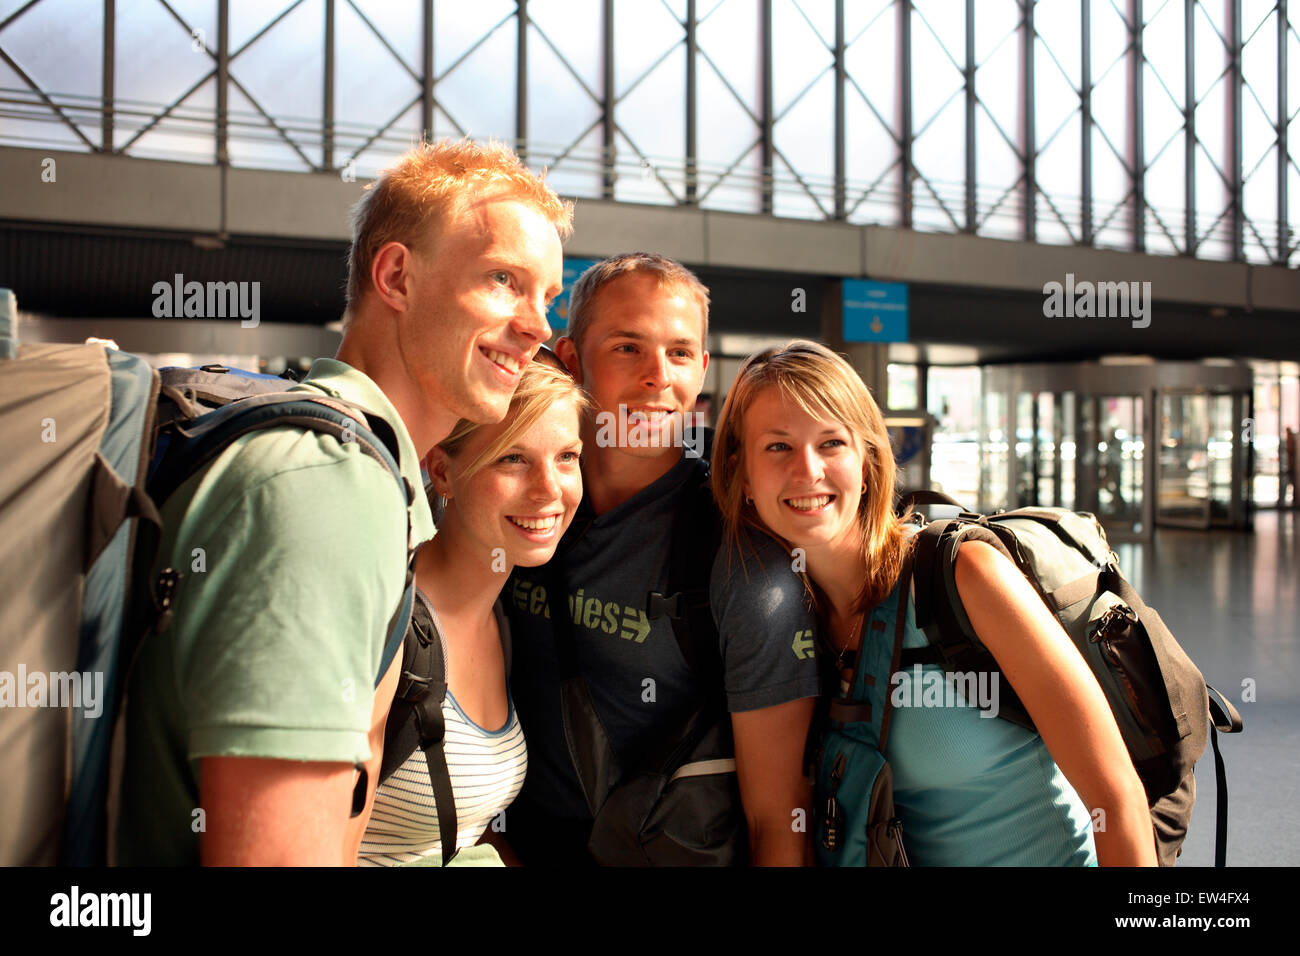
{"left": 505, "top": 253, "right": 820, "bottom": 866}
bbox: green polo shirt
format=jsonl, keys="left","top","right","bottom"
{"left": 117, "top": 359, "right": 434, "bottom": 865}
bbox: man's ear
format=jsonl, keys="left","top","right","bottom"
{"left": 426, "top": 446, "right": 455, "bottom": 499}
{"left": 554, "top": 336, "right": 582, "bottom": 383}
{"left": 370, "top": 241, "right": 415, "bottom": 312}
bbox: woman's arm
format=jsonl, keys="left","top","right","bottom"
{"left": 732, "top": 698, "right": 816, "bottom": 866}
{"left": 477, "top": 818, "right": 523, "bottom": 866}
{"left": 953, "top": 541, "right": 1156, "bottom": 867}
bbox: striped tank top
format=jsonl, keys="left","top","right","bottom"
{"left": 358, "top": 599, "right": 527, "bottom": 867}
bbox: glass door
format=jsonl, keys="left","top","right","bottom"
{"left": 1207, "top": 394, "right": 1236, "bottom": 524}
{"left": 1157, "top": 391, "right": 1211, "bottom": 528}
{"left": 980, "top": 391, "right": 1009, "bottom": 513}
{"left": 1093, "top": 395, "right": 1145, "bottom": 535}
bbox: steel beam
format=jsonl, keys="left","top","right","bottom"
{"left": 603, "top": 0, "right": 614, "bottom": 200}
{"left": 1130, "top": 0, "right": 1144, "bottom": 252}
{"left": 835, "top": 0, "right": 846, "bottom": 219}
{"left": 1229, "top": 0, "right": 1244, "bottom": 260}
{"left": 1184, "top": 0, "right": 1195, "bottom": 254}
{"left": 760, "top": 0, "right": 774, "bottom": 214}
{"left": 965, "top": 0, "right": 976, "bottom": 231}
{"left": 217, "top": 0, "right": 229, "bottom": 166}
{"left": 324, "top": 0, "right": 334, "bottom": 171}
{"left": 517, "top": 0, "right": 528, "bottom": 161}
{"left": 1278, "top": 0, "right": 1289, "bottom": 264}
{"left": 686, "top": 0, "right": 698, "bottom": 204}
{"left": 102, "top": 0, "right": 114, "bottom": 153}
{"left": 901, "top": 0, "right": 913, "bottom": 228}
{"left": 1082, "top": 0, "right": 1093, "bottom": 243}
{"left": 422, "top": 0, "right": 434, "bottom": 139}
{"left": 1023, "top": 0, "right": 1036, "bottom": 242}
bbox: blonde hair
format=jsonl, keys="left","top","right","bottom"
{"left": 436, "top": 359, "right": 591, "bottom": 487}
{"left": 346, "top": 138, "right": 574, "bottom": 313}
{"left": 565, "top": 252, "right": 710, "bottom": 350}
{"left": 710, "top": 339, "right": 913, "bottom": 614}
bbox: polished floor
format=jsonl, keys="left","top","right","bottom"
{"left": 1111, "top": 508, "right": 1298, "bottom": 867}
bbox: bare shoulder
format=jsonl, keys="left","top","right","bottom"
{"left": 952, "top": 539, "right": 1015, "bottom": 592}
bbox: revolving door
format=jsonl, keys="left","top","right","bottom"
{"left": 981, "top": 361, "right": 1253, "bottom": 542}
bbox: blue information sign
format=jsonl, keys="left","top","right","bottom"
{"left": 842, "top": 279, "right": 909, "bottom": 343}
{"left": 547, "top": 258, "right": 600, "bottom": 333}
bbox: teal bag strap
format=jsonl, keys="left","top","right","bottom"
{"left": 827, "top": 551, "right": 915, "bottom": 748}
{"left": 815, "top": 551, "right": 916, "bottom": 865}
{"left": 879, "top": 552, "right": 914, "bottom": 752}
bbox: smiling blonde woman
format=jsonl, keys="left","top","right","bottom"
{"left": 359, "top": 357, "right": 590, "bottom": 866}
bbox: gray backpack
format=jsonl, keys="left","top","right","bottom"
{"left": 0, "top": 289, "right": 414, "bottom": 865}
{"left": 899, "top": 491, "right": 1243, "bottom": 866}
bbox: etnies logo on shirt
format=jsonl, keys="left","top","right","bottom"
{"left": 511, "top": 578, "right": 652, "bottom": 643}
{"left": 792, "top": 629, "right": 816, "bottom": 660}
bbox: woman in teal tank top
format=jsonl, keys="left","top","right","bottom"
{"left": 709, "top": 341, "right": 1156, "bottom": 866}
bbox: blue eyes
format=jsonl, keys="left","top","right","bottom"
{"left": 613, "top": 344, "right": 693, "bottom": 358}
{"left": 765, "top": 439, "right": 847, "bottom": 452}
{"left": 497, "top": 452, "right": 581, "bottom": 465}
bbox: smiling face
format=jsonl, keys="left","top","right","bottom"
{"left": 404, "top": 196, "right": 565, "bottom": 426}
{"left": 739, "top": 385, "right": 867, "bottom": 557}
{"left": 562, "top": 271, "right": 709, "bottom": 460}
{"left": 430, "top": 395, "right": 584, "bottom": 569}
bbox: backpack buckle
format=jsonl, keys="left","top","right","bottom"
{"left": 646, "top": 590, "right": 682, "bottom": 620}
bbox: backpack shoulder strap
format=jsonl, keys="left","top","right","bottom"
{"left": 648, "top": 457, "right": 724, "bottom": 688}
{"left": 145, "top": 393, "right": 416, "bottom": 688}
{"left": 378, "top": 588, "right": 458, "bottom": 865}
{"left": 824, "top": 552, "right": 914, "bottom": 748}
{"left": 896, "top": 516, "right": 1035, "bottom": 729}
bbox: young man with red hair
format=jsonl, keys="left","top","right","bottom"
{"left": 118, "top": 141, "right": 571, "bottom": 865}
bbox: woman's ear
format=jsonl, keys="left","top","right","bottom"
{"left": 426, "top": 447, "right": 455, "bottom": 500}
{"left": 729, "top": 452, "right": 751, "bottom": 501}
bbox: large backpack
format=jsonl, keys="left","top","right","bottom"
{"left": 897, "top": 490, "right": 1244, "bottom": 866}
{"left": 0, "top": 292, "right": 415, "bottom": 866}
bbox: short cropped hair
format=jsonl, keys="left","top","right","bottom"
{"left": 345, "top": 139, "right": 574, "bottom": 316}
{"left": 565, "top": 252, "right": 710, "bottom": 351}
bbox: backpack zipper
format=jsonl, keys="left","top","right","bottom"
{"left": 821, "top": 751, "right": 847, "bottom": 852}
{"left": 887, "top": 817, "right": 909, "bottom": 866}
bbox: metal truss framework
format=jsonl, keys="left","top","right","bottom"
{"left": 0, "top": 0, "right": 1295, "bottom": 265}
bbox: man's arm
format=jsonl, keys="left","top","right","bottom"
{"left": 169, "top": 436, "right": 410, "bottom": 866}
{"left": 199, "top": 758, "right": 358, "bottom": 866}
